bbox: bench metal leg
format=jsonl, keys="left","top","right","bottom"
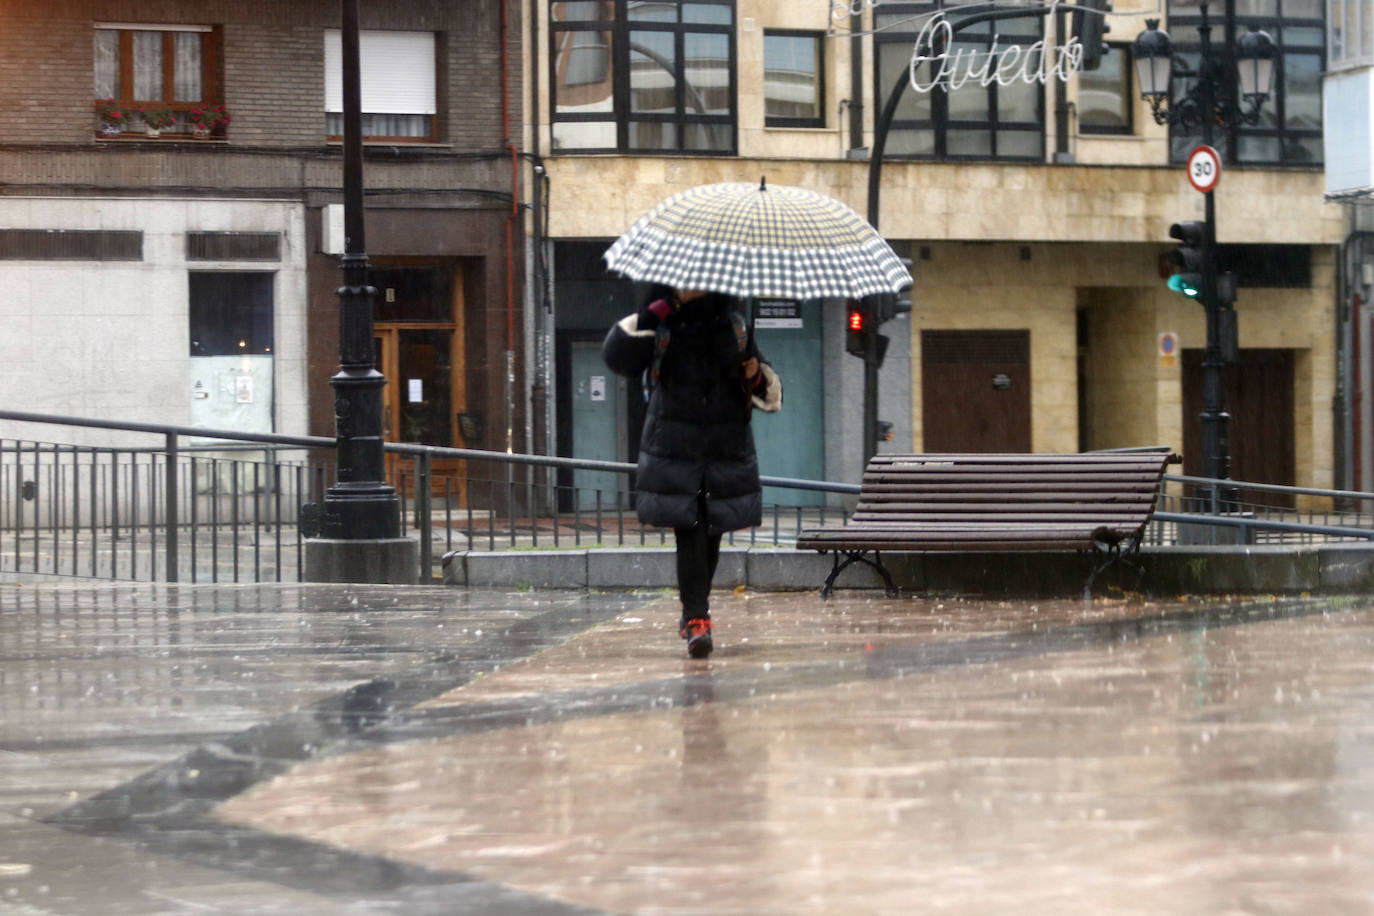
{"left": 1082, "top": 536, "right": 1145, "bottom": 599}
{"left": 820, "top": 550, "right": 899, "bottom": 599}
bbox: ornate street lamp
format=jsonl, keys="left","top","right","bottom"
{"left": 302, "top": 0, "right": 414, "bottom": 582}
{"left": 1132, "top": 15, "right": 1276, "bottom": 129}
{"left": 1131, "top": 2, "right": 1276, "bottom": 509}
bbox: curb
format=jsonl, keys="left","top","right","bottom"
{"left": 441, "top": 544, "right": 1374, "bottom": 596}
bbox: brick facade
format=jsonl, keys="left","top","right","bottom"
{"left": 0, "top": 0, "right": 518, "bottom": 151}
{"left": 0, "top": 0, "right": 528, "bottom": 458}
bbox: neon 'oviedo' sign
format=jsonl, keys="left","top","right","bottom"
{"left": 832, "top": 0, "right": 1088, "bottom": 93}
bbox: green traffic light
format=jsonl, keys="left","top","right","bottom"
{"left": 1168, "top": 273, "right": 1201, "bottom": 298}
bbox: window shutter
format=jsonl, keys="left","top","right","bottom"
{"left": 324, "top": 30, "right": 436, "bottom": 115}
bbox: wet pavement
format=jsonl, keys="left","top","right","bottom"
{"left": 3, "top": 582, "right": 1374, "bottom": 914}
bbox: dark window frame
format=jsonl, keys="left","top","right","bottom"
{"left": 1164, "top": 0, "right": 1324, "bottom": 167}
{"left": 1077, "top": 43, "right": 1134, "bottom": 135}
{"left": 873, "top": 1, "right": 1046, "bottom": 162}
{"left": 549, "top": 0, "right": 738, "bottom": 155}
{"left": 93, "top": 26, "right": 222, "bottom": 136}
{"left": 188, "top": 271, "right": 275, "bottom": 357}
{"left": 763, "top": 28, "right": 826, "bottom": 129}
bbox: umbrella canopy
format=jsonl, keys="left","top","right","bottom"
{"left": 603, "top": 180, "right": 913, "bottom": 301}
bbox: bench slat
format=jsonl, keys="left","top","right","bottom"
{"left": 854, "top": 504, "right": 1155, "bottom": 516}
{"left": 796, "top": 527, "right": 1126, "bottom": 541}
{"left": 862, "top": 473, "right": 1165, "bottom": 483}
{"left": 862, "top": 473, "right": 1166, "bottom": 484}
{"left": 868, "top": 454, "right": 1165, "bottom": 465}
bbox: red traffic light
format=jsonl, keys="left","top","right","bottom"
{"left": 848, "top": 309, "right": 864, "bottom": 331}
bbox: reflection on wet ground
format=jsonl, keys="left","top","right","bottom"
{"left": 4, "top": 583, "right": 1374, "bottom": 913}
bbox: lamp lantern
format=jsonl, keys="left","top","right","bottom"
{"left": 1132, "top": 19, "right": 1174, "bottom": 106}
{"left": 1235, "top": 26, "right": 1277, "bottom": 104}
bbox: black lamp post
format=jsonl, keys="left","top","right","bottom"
{"left": 1132, "top": 1, "right": 1275, "bottom": 506}
{"left": 318, "top": 0, "right": 401, "bottom": 540}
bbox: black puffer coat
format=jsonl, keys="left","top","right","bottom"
{"left": 603, "top": 292, "right": 782, "bottom": 532}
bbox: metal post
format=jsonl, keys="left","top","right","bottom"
{"left": 318, "top": 0, "right": 401, "bottom": 541}
{"left": 1196, "top": 1, "right": 1236, "bottom": 506}
{"left": 165, "top": 432, "right": 178, "bottom": 582}
{"left": 863, "top": 332, "right": 880, "bottom": 466}
{"left": 417, "top": 451, "right": 432, "bottom": 580}
{"left": 864, "top": 6, "right": 1050, "bottom": 465}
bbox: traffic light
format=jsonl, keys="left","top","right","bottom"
{"left": 1167, "top": 220, "right": 1205, "bottom": 299}
{"left": 1072, "top": 0, "right": 1113, "bottom": 72}
{"left": 846, "top": 300, "right": 893, "bottom": 366}
{"left": 845, "top": 303, "right": 866, "bottom": 356}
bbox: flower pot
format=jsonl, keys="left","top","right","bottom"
{"left": 193, "top": 127, "right": 211, "bottom": 138}
{"left": 99, "top": 125, "right": 121, "bottom": 137}
{"left": 145, "top": 127, "right": 161, "bottom": 138}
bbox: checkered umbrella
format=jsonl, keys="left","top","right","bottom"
{"left": 603, "top": 180, "right": 913, "bottom": 301}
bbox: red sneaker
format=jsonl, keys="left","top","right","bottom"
{"left": 679, "top": 617, "right": 713, "bottom": 658}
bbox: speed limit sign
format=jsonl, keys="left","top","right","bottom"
{"left": 1186, "top": 145, "right": 1221, "bottom": 193}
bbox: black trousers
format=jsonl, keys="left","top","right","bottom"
{"left": 674, "top": 493, "right": 722, "bottom": 618}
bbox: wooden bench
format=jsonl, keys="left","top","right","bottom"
{"left": 796, "top": 451, "right": 1178, "bottom": 598}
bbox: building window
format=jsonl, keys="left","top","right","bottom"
{"left": 189, "top": 273, "right": 274, "bottom": 356}
{"left": 1077, "top": 44, "right": 1132, "bottom": 134}
{"left": 550, "top": 0, "right": 736, "bottom": 154}
{"left": 1328, "top": 0, "right": 1372, "bottom": 71}
{"left": 764, "top": 30, "right": 824, "bottom": 128}
{"left": 93, "top": 24, "right": 219, "bottom": 135}
{"left": 325, "top": 30, "right": 437, "bottom": 141}
{"left": 1165, "top": 0, "right": 1323, "bottom": 166}
{"left": 873, "top": 2, "right": 1044, "bottom": 161}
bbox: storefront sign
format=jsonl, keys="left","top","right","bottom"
{"left": 755, "top": 300, "right": 803, "bottom": 329}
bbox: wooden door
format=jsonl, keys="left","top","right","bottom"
{"left": 369, "top": 262, "right": 466, "bottom": 499}
{"left": 921, "top": 330, "right": 1031, "bottom": 452}
{"left": 1182, "top": 348, "right": 1295, "bottom": 505}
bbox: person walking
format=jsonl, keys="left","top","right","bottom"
{"left": 602, "top": 287, "right": 783, "bottom": 658}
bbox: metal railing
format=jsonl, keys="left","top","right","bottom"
{"left": 1, "top": 408, "right": 1372, "bottom": 585}
{"left": 0, "top": 410, "right": 859, "bottom": 584}
{"left": 1151, "top": 474, "right": 1374, "bottom": 546}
